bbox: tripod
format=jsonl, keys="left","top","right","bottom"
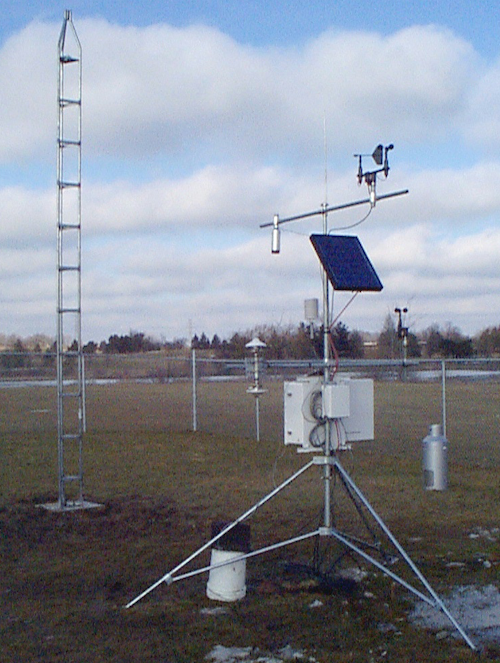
{"left": 125, "top": 444, "right": 475, "bottom": 651}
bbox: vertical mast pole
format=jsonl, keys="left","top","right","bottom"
{"left": 56, "top": 13, "right": 66, "bottom": 507}
{"left": 56, "top": 10, "right": 84, "bottom": 508}
{"left": 321, "top": 117, "right": 332, "bottom": 528}
{"left": 322, "top": 205, "right": 332, "bottom": 529}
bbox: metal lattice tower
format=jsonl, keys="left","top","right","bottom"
{"left": 56, "top": 10, "right": 85, "bottom": 509}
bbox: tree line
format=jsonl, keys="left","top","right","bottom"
{"left": 191, "top": 318, "right": 478, "bottom": 360}
{"left": 4, "top": 318, "right": 500, "bottom": 360}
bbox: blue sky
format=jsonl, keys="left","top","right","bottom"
{"left": 2, "top": 1, "right": 500, "bottom": 343}
{"left": 2, "top": 1, "right": 498, "bottom": 55}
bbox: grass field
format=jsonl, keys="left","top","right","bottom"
{"left": 1, "top": 378, "right": 499, "bottom": 662}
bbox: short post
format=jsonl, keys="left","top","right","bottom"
{"left": 441, "top": 359, "right": 447, "bottom": 439}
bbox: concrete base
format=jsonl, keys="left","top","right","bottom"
{"left": 38, "top": 500, "right": 103, "bottom": 512}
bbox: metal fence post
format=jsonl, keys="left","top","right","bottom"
{"left": 192, "top": 347, "right": 197, "bottom": 432}
{"left": 441, "top": 359, "right": 447, "bottom": 439}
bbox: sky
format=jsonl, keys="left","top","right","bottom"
{"left": 2, "top": 0, "right": 500, "bottom": 344}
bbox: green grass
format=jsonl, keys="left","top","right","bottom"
{"left": 1, "top": 379, "right": 499, "bottom": 661}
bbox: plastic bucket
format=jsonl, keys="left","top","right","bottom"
{"left": 206, "top": 548, "right": 247, "bottom": 602}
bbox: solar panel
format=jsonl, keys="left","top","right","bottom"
{"left": 310, "top": 234, "right": 383, "bottom": 292}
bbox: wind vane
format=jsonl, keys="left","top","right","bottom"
{"left": 354, "top": 143, "right": 394, "bottom": 207}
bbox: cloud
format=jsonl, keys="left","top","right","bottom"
{"left": 0, "top": 246, "right": 52, "bottom": 278}
{"left": 0, "top": 21, "right": 56, "bottom": 163}
{"left": 1, "top": 16, "right": 500, "bottom": 340}
{"left": 463, "top": 57, "right": 500, "bottom": 152}
{"left": 77, "top": 231, "right": 321, "bottom": 339}
{"left": 0, "top": 186, "right": 54, "bottom": 245}
{"left": 298, "top": 25, "right": 477, "bottom": 141}
{"left": 84, "top": 164, "right": 299, "bottom": 234}
{"left": 80, "top": 21, "right": 480, "bottom": 161}
{"left": 371, "top": 225, "right": 500, "bottom": 307}
{"left": 396, "top": 163, "right": 500, "bottom": 225}
{"left": 3, "top": 159, "right": 500, "bottom": 340}
{"left": 0, "top": 19, "right": 483, "bottom": 165}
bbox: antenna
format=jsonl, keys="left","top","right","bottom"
{"left": 323, "top": 114, "right": 328, "bottom": 210}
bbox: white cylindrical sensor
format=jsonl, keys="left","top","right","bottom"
{"left": 304, "top": 298, "right": 319, "bottom": 322}
{"left": 271, "top": 214, "right": 280, "bottom": 254}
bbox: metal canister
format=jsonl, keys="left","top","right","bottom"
{"left": 423, "top": 424, "right": 448, "bottom": 491}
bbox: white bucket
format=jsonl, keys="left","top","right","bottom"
{"left": 206, "top": 548, "right": 247, "bottom": 602}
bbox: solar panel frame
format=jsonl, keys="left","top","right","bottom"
{"left": 310, "top": 234, "right": 383, "bottom": 292}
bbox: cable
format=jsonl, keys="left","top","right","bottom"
{"left": 334, "top": 419, "right": 344, "bottom": 451}
{"left": 282, "top": 226, "right": 309, "bottom": 237}
{"left": 329, "top": 205, "right": 372, "bottom": 232}
{"left": 329, "top": 333, "right": 340, "bottom": 377}
{"left": 331, "top": 291, "right": 360, "bottom": 327}
{"left": 270, "top": 440, "right": 288, "bottom": 489}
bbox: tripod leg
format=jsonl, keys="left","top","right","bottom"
{"left": 332, "top": 457, "right": 476, "bottom": 651}
{"left": 126, "top": 459, "right": 316, "bottom": 608}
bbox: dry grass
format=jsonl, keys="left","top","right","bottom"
{"left": 0, "top": 378, "right": 499, "bottom": 662}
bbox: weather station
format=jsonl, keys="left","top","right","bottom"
{"left": 125, "top": 146, "right": 475, "bottom": 651}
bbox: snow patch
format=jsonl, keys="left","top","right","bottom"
{"left": 205, "top": 644, "right": 318, "bottom": 662}
{"left": 410, "top": 585, "right": 500, "bottom": 645}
